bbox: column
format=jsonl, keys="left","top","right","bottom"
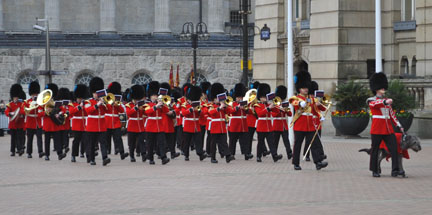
{"left": 154, "top": 0, "right": 171, "bottom": 34}
{"left": 0, "top": 0, "right": 4, "bottom": 32}
{"left": 376, "top": 0, "right": 382, "bottom": 73}
{"left": 45, "top": 0, "right": 61, "bottom": 32}
{"left": 100, "top": 0, "right": 116, "bottom": 33}
{"left": 208, "top": 0, "right": 225, "bottom": 33}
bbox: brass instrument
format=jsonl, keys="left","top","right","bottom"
{"left": 273, "top": 96, "right": 282, "bottom": 106}
{"left": 158, "top": 95, "right": 172, "bottom": 106}
{"left": 103, "top": 93, "right": 116, "bottom": 105}
{"left": 289, "top": 96, "right": 311, "bottom": 128}
{"left": 244, "top": 89, "right": 257, "bottom": 105}
{"left": 10, "top": 108, "right": 21, "bottom": 122}
{"left": 320, "top": 94, "right": 332, "bottom": 109}
{"left": 225, "top": 96, "right": 234, "bottom": 107}
{"left": 25, "top": 90, "right": 53, "bottom": 113}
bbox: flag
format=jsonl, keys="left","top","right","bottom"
{"left": 169, "top": 64, "right": 174, "bottom": 89}
{"left": 190, "top": 64, "right": 196, "bottom": 85}
{"left": 175, "top": 64, "right": 180, "bottom": 87}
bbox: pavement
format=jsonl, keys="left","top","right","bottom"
{"left": 0, "top": 134, "right": 431, "bottom": 215}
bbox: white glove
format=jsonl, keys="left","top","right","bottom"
{"left": 320, "top": 116, "right": 325, "bottom": 122}
{"left": 31, "top": 101, "right": 37, "bottom": 106}
{"left": 300, "top": 101, "right": 306, "bottom": 108}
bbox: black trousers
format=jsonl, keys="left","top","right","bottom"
{"left": 370, "top": 134, "right": 400, "bottom": 173}
{"left": 210, "top": 133, "right": 231, "bottom": 159}
{"left": 165, "top": 132, "right": 177, "bottom": 154}
{"left": 59, "top": 129, "right": 69, "bottom": 150}
{"left": 72, "top": 131, "right": 86, "bottom": 157}
{"left": 128, "top": 132, "right": 145, "bottom": 158}
{"left": 274, "top": 130, "right": 292, "bottom": 157}
{"left": 107, "top": 128, "right": 126, "bottom": 154}
{"left": 293, "top": 131, "right": 321, "bottom": 166}
{"left": 10, "top": 129, "right": 24, "bottom": 153}
{"left": 146, "top": 132, "right": 167, "bottom": 161}
{"left": 247, "top": 127, "right": 255, "bottom": 155}
{"left": 26, "top": 128, "right": 43, "bottom": 155}
{"left": 257, "top": 132, "right": 277, "bottom": 158}
{"left": 44, "top": 131, "right": 62, "bottom": 156}
{"left": 175, "top": 126, "right": 183, "bottom": 149}
{"left": 229, "top": 132, "right": 249, "bottom": 155}
{"left": 182, "top": 132, "right": 204, "bottom": 158}
{"left": 87, "top": 132, "right": 108, "bottom": 162}
{"left": 205, "top": 130, "right": 212, "bottom": 154}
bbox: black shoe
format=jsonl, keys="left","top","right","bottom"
{"left": 103, "top": 158, "right": 111, "bottom": 166}
{"left": 10, "top": 152, "right": 15, "bottom": 157}
{"left": 373, "top": 172, "right": 380, "bottom": 177}
{"left": 171, "top": 152, "right": 180, "bottom": 159}
{"left": 220, "top": 154, "right": 225, "bottom": 159}
{"left": 71, "top": 156, "right": 76, "bottom": 162}
{"left": 114, "top": 150, "right": 119, "bottom": 155}
{"left": 226, "top": 155, "right": 234, "bottom": 163}
{"left": 199, "top": 154, "right": 207, "bottom": 161}
{"left": 248, "top": 154, "right": 254, "bottom": 160}
{"left": 58, "top": 153, "right": 66, "bottom": 160}
{"left": 39, "top": 152, "right": 45, "bottom": 158}
{"left": 263, "top": 151, "right": 270, "bottom": 157}
{"left": 162, "top": 158, "right": 170, "bottom": 165}
{"left": 287, "top": 152, "right": 293, "bottom": 160}
{"left": 18, "top": 150, "right": 24, "bottom": 156}
{"left": 211, "top": 159, "right": 218, "bottom": 164}
{"left": 315, "top": 161, "right": 328, "bottom": 170}
{"left": 130, "top": 157, "right": 136, "bottom": 162}
{"left": 321, "top": 154, "right": 327, "bottom": 160}
{"left": 64, "top": 147, "right": 70, "bottom": 154}
{"left": 294, "top": 165, "right": 302, "bottom": 170}
{"left": 90, "top": 160, "right": 96, "bottom": 165}
{"left": 245, "top": 155, "right": 249, "bottom": 160}
{"left": 120, "top": 152, "right": 129, "bottom": 160}
{"left": 94, "top": 151, "right": 99, "bottom": 157}
{"left": 27, "top": 154, "right": 32, "bottom": 158}
{"left": 185, "top": 157, "right": 190, "bottom": 161}
{"left": 305, "top": 157, "right": 311, "bottom": 162}
{"left": 273, "top": 154, "right": 283, "bottom": 162}
{"left": 257, "top": 157, "right": 262, "bottom": 162}
{"left": 391, "top": 170, "right": 406, "bottom": 177}
{"left": 80, "top": 153, "right": 85, "bottom": 158}
{"left": 149, "top": 160, "right": 155, "bottom": 165}
{"left": 45, "top": 156, "right": 50, "bottom": 161}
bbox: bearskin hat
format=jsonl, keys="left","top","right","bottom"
{"left": 257, "top": 83, "right": 271, "bottom": 99}
{"left": 182, "top": 83, "right": 193, "bottom": 97}
{"left": 89, "top": 77, "right": 104, "bottom": 93}
{"left": 369, "top": 72, "right": 388, "bottom": 93}
{"left": 309, "top": 81, "right": 319, "bottom": 95}
{"left": 69, "top": 91, "right": 75, "bottom": 101}
{"left": 56, "top": 88, "right": 70, "bottom": 100}
{"left": 19, "top": 90, "right": 26, "bottom": 100}
{"left": 74, "top": 84, "right": 88, "bottom": 99}
{"left": 295, "top": 70, "right": 312, "bottom": 93}
{"left": 146, "top": 81, "right": 160, "bottom": 97}
{"left": 107, "top": 82, "right": 121, "bottom": 95}
{"left": 28, "top": 81, "right": 40, "bottom": 95}
{"left": 160, "top": 82, "right": 171, "bottom": 96}
{"left": 123, "top": 88, "right": 131, "bottom": 102}
{"left": 186, "top": 86, "right": 202, "bottom": 101}
{"left": 200, "top": 81, "right": 211, "bottom": 94}
{"left": 209, "top": 83, "right": 225, "bottom": 101}
{"left": 130, "top": 85, "right": 145, "bottom": 100}
{"left": 250, "top": 81, "right": 260, "bottom": 90}
{"left": 45, "top": 83, "right": 58, "bottom": 98}
{"left": 275, "top": 85, "right": 287, "bottom": 100}
{"left": 10, "top": 84, "right": 23, "bottom": 99}
{"left": 171, "top": 87, "right": 182, "bottom": 101}
{"left": 233, "top": 83, "right": 246, "bottom": 98}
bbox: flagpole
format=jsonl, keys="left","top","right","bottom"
{"left": 375, "top": 0, "right": 382, "bottom": 73}
{"left": 287, "top": 0, "right": 295, "bottom": 146}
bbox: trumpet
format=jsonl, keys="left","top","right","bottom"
{"left": 158, "top": 95, "right": 172, "bottom": 106}
{"left": 273, "top": 96, "right": 282, "bottom": 106}
{"left": 225, "top": 96, "right": 234, "bottom": 107}
{"left": 102, "top": 93, "right": 116, "bottom": 105}
{"left": 320, "top": 94, "right": 332, "bottom": 109}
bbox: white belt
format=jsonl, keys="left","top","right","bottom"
{"left": 272, "top": 117, "right": 286, "bottom": 120}
{"left": 105, "top": 114, "right": 119, "bottom": 117}
{"left": 128, "top": 117, "right": 143, "bottom": 120}
{"left": 230, "top": 116, "right": 247, "bottom": 119}
{"left": 88, "top": 115, "right": 105, "bottom": 119}
{"left": 258, "top": 117, "right": 272, "bottom": 120}
{"left": 301, "top": 113, "right": 313, "bottom": 116}
{"left": 207, "top": 117, "right": 212, "bottom": 121}
{"left": 372, "top": 115, "right": 390, "bottom": 119}
{"left": 212, "top": 118, "right": 226, "bottom": 122}
{"left": 27, "top": 114, "right": 38, "bottom": 117}
{"left": 147, "top": 117, "right": 162, "bottom": 120}
{"left": 184, "top": 118, "right": 199, "bottom": 121}
{"left": 72, "top": 116, "right": 87, "bottom": 120}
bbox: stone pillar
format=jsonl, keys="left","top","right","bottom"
{"left": 154, "top": 0, "right": 171, "bottom": 34}
{"left": 100, "top": 0, "right": 116, "bottom": 33}
{"left": 208, "top": 0, "right": 225, "bottom": 33}
{"left": 45, "top": 0, "right": 61, "bottom": 32}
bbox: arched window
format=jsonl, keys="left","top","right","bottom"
{"left": 187, "top": 73, "right": 208, "bottom": 86}
{"left": 131, "top": 73, "right": 152, "bottom": 85}
{"left": 17, "top": 73, "right": 38, "bottom": 85}
{"left": 400, "top": 56, "right": 409, "bottom": 75}
{"left": 412, "top": 56, "right": 417, "bottom": 76}
{"left": 75, "top": 73, "right": 94, "bottom": 86}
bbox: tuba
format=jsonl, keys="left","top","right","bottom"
{"left": 244, "top": 89, "right": 257, "bottom": 105}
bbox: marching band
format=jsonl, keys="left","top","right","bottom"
{"left": 5, "top": 72, "right": 335, "bottom": 171}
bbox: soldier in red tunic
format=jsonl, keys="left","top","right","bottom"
{"left": 171, "top": 87, "right": 183, "bottom": 152}
{"left": 254, "top": 83, "right": 283, "bottom": 163}
{"left": 23, "top": 81, "right": 44, "bottom": 158}
{"left": 125, "top": 85, "right": 146, "bottom": 162}
{"left": 84, "top": 77, "right": 111, "bottom": 166}
{"left": 160, "top": 82, "right": 180, "bottom": 159}
{"left": 307, "top": 81, "right": 327, "bottom": 162}
{"left": 289, "top": 71, "right": 327, "bottom": 170}
{"left": 272, "top": 85, "right": 293, "bottom": 160}
{"left": 199, "top": 82, "right": 211, "bottom": 155}
{"left": 69, "top": 84, "right": 88, "bottom": 162}
{"left": 368, "top": 72, "right": 404, "bottom": 177}
{"left": 56, "top": 88, "right": 72, "bottom": 154}
{"left": 207, "top": 83, "right": 235, "bottom": 163}
{"left": 106, "top": 82, "right": 129, "bottom": 160}
{"left": 5, "top": 84, "right": 25, "bottom": 156}
{"left": 144, "top": 81, "right": 170, "bottom": 165}
{"left": 228, "top": 83, "right": 253, "bottom": 160}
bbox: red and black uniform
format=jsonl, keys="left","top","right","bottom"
{"left": 162, "top": 105, "right": 179, "bottom": 158}
{"left": 84, "top": 98, "right": 110, "bottom": 163}
{"left": 5, "top": 101, "right": 25, "bottom": 155}
{"left": 199, "top": 99, "right": 209, "bottom": 153}
{"left": 272, "top": 106, "right": 293, "bottom": 159}
{"left": 145, "top": 101, "right": 170, "bottom": 163}
{"left": 208, "top": 103, "right": 233, "bottom": 161}
{"left": 254, "top": 102, "right": 280, "bottom": 160}
{"left": 23, "top": 97, "right": 44, "bottom": 157}
{"left": 41, "top": 105, "right": 64, "bottom": 159}
{"left": 174, "top": 97, "right": 186, "bottom": 150}
{"left": 59, "top": 104, "right": 72, "bottom": 153}
{"left": 126, "top": 102, "right": 146, "bottom": 161}
{"left": 304, "top": 97, "right": 327, "bottom": 160}
{"left": 246, "top": 103, "right": 258, "bottom": 156}
{"left": 368, "top": 96, "right": 401, "bottom": 174}
{"left": 105, "top": 103, "right": 128, "bottom": 159}
{"left": 227, "top": 102, "right": 250, "bottom": 158}
{"left": 69, "top": 101, "right": 87, "bottom": 158}
{"left": 181, "top": 103, "right": 206, "bottom": 159}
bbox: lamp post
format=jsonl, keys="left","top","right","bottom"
{"left": 33, "top": 17, "right": 52, "bottom": 83}
{"left": 179, "top": 22, "right": 210, "bottom": 82}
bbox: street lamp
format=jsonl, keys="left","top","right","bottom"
{"left": 179, "top": 21, "right": 210, "bottom": 84}
{"left": 33, "top": 17, "right": 52, "bottom": 83}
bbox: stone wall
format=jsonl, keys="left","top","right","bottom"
{"left": 0, "top": 48, "right": 246, "bottom": 101}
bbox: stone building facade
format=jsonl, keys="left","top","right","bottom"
{"left": 0, "top": 0, "right": 257, "bottom": 100}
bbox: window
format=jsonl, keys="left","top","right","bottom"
{"left": 131, "top": 73, "right": 152, "bottom": 85}
{"left": 18, "top": 73, "right": 38, "bottom": 85}
{"left": 411, "top": 56, "right": 417, "bottom": 76}
{"left": 402, "top": 0, "right": 416, "bottom": 21}
{"left": 400, "top": 56, "right": 409, "bottom": 75}
{"left": 230, "top": 10, "right": 242, "bottom": 24}
{"left": 187, "top": 73, "right": 208, "bottom": 86}
{"left": 295, "top": 0, "right": 299, "bottom": 19}
{"left": 75, "top": 73, "right": 94, "bottom": 86}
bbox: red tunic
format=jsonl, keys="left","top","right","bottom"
{"left": 289, "top": 95, "right": 315, "bottom": 132}
{"left": 5, "top": 101, "right": 25, "bottom": 129}
{"left": 368, "top": 97, "right": 401, "bottom": 135}
{"left": 246, "top": 102, "right": 257, "bottom": 128}
{"left": 125, "top": 102, "right": 146, "bottom": 133}
{"left": 105, "top": 103, "right": 124, "bottom": 129}
{"left": 69, "top": 102, "right": 87, "bottom": 132}
{"left": 145, "top": 102, "right": 169, "bottom": 133}
{"left": 23, "top": 98, "right": 43, "bottom": 129}
{"left": 84, "top": 98, "right": 108, "bottom": 132}
{"left": 271, "top": 108, "right": 292, "bottom": 132}
{"left": 208, "top": 104, "right": 232, "bottom": 134}
{"left": 59, "top": 105, "right": 71, "bottom": 131}
{"left": 181, "top": 104, "right": 202, "bottom": 133}
{"left": 199, "top": 99, "right": 209, "bottom": 126}
{"left": 310, "top": 97, "right": 327, "bottom": 131}
{"left": 228, "top": 102, "right": 248, "bottom": 133}
{"left": 162, "top": 108, "right": 175, "bottom": 133}
{"left": 254, "top": 103, "right": 279, "bottom": 132}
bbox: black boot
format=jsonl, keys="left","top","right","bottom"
{"left": 130, "top": 156, "right": 136, "bottom": 162}
{"left": 211, "top": 159, "right": 218, "bottom": 163}
{"left": 45, "top": 156, "right": 50, "bottom": 161}
{"left": 10, "top": 152, "right": 15, "bottom": 157}
{"left": 171, "top": 152, "right": 180, "bottom": 159}
{"left": 162, "top": 157, "right": 170, "bottom": 165}
{"left": 372, "top": 172, "right": 380, "bottom": 177}
{"left": 120, "top": 152, "right": 129, "bottom": 160}
{"left": 71, "top": 156, "right": 76, "bottom": 162}
{"left": 294, "top": 165, "right": 302, "bottom": 170}
{"left": 256, "top": 157, "right": 262, "bottom": 162}
{"left": 273, "top": 154, "right": 283, "bottom": 162}
{"left": 27, "top": 154, "right": 32, "bottom": 158}
{"left": 287, "top": 152, "right": 293, "bottom": 160}
{"left": 39, "top": 152, "right": 45, "bottom": 158}
{"left": 226, "top": 155, "right": 234, "bottom": 163}
{"left": 90, "top": 160, "right": 96, "bottom": 165}
{"left": 58, "top": 153, "right": 66, "bottom": 160}
{"left": 315, "top": 161, "right": 328, "bottom": 170}
{"left": 103, "top": 158, "right": 111, "bottom": 166}
{"left": 199, "top": 154, "right": 207, "bottom": 161}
